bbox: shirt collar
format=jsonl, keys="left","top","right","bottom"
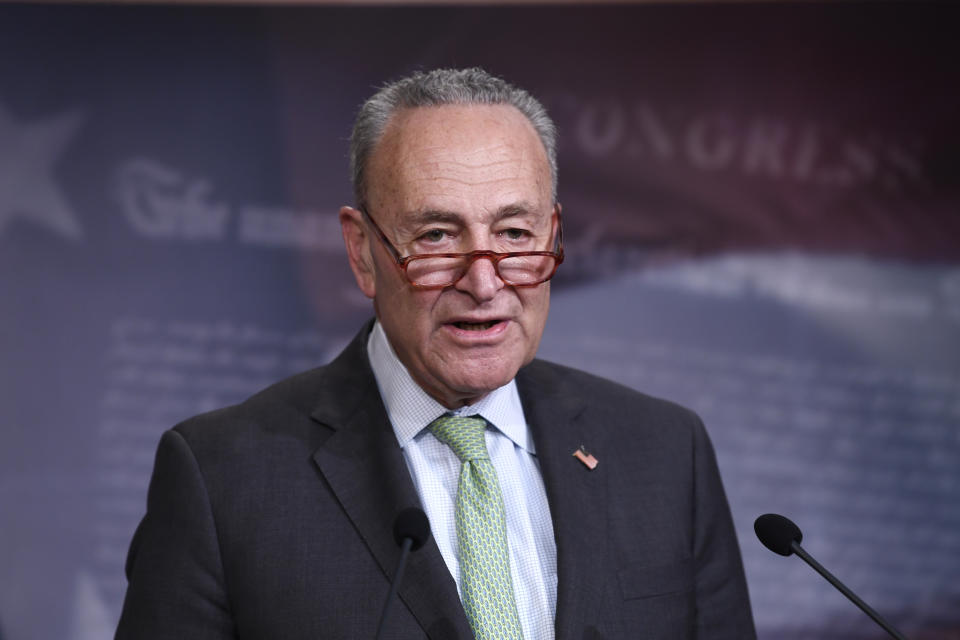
{"left": 367, "top": 320, "right": 534, "bottom": 454}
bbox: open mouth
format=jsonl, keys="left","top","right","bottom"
{"left": 453, "top": 320, "right": 500, "bottom": 331}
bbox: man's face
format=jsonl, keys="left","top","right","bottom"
{"left": 341, "top": 104, "right": 556, "bottom": 408}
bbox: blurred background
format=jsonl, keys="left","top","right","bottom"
{"left": 0, "top": 2, "right": 958, "bottom": 638}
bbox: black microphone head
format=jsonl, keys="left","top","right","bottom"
{"left": 393, "top": 507, "right": 431, "bottom": 551}
{"left": 755, "top": 513, "right": 803, "bottom": 556}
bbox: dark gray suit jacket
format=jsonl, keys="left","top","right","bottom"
{"left": 116, "top": 323, "right": 755, "bottom": 639}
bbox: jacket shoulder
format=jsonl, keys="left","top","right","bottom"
{"left": 521, "top": 358, "right": 703, "bottom": 426}
{"left": 171, "top": 325, "right": 374, "bottom": 449}
{"left": 178, "top": 363, "right": 327, "bottom": 424}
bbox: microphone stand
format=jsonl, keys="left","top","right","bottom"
{"left": 790, "top": 540, "right": 907, "bottom": 640}
{"left": 374, "top": 536, "right": 414, "bottom": 640}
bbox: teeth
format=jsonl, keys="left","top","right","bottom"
{"left": 456, "top": 321, "right": 496, "bottom": 331}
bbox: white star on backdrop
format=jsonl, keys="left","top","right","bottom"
{"left": 0, "top": 102, "right": 85, "bottom": 240}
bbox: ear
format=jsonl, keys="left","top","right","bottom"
{"left": 552, "top": 201, "right": 563, "bottom": 246}
{"left": 340, "top": 206, "right": 377, "bottom": 299}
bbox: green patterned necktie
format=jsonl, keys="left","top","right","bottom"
{"left": 428, "top": 414, "right": 524, "bottom": 640}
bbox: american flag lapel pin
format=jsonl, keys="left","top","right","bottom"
{"left": 573, "top": 445, "right": 598, "bottom": 470}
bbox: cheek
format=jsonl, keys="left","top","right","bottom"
{"left": 384, "top": 285, "right": 442, "bottom": 334}
{"left": 520, "top": 286, "right": 551, "bottom": 326}
{"left": 516, "top": 287, "right": 551, "bottom": 355}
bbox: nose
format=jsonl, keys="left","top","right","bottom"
{"left": 454, "top": 255, "right": 504, "bottom": 302}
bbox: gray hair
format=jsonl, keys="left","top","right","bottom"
{"left": 349, "top": 67, "right": 558, "bottom": 207}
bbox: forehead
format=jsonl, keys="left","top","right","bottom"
{"left": 366, "top": 104, "right": 552, "bottom": 225}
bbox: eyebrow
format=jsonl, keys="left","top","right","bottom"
{"left": 404, "top": 209, "right": 462, "bottom": 226}
{"left": 495, "top": 203, "right": 539, "bottom": 221}
{"left": 402, "top": 202, "right": 542, "bottom": 227}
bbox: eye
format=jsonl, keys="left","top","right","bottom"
{"left": 502, "top": 228, "right": 531, "bottom": 241}
{"left": 419, "top": 229, "right": 449, "bottom": 243}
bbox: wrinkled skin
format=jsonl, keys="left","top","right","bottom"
{"left": 340, "top": 104, "right": 557, "bottom": 408}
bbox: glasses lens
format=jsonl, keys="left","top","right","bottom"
{"left": 406, "top": 254, "right": 557, "bottom": 287}
{"left": 406, "top": 256, "right": 465, "bottom": 287}
{"left": 498, "top": 255, "right": 556, "bottom": 284}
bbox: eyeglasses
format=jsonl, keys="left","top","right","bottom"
{"left": 359, "top": 206, "right": 564, "bottom": 289}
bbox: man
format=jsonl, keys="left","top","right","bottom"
{"left": 116, "top": 68, "right": 755, "bottom": 639}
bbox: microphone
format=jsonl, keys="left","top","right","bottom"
{"left": 374, "top": 507, "right": 431, "bottom": 640}
{"left": 754, "top": 513, "right": 908, "bottom": 640}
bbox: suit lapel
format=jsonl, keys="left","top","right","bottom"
{"left": 309, "top": 327, "right": 473, "bottom": 639}
{"left": 518, "top": 362, "right": 609, "bottom": 640}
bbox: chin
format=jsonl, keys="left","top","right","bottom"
{"left": 449, "top": 362, "right": 521, "bottom": 398}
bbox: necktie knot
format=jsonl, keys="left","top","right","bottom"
{"left": 428, "top": 414, "right": 489, "bottom": 462}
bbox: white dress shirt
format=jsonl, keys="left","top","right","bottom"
{"left": 367, "top": 321, "right": 558, "bottom": 639}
